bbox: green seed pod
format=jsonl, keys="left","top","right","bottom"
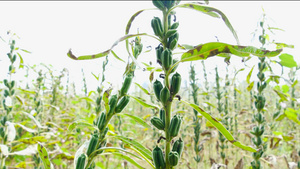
{"left": 152, "top": 0, "right": 165, "bottom": 11}
{"left": 3, "top": 79, "right": 9, "bottom": 88}
{"left": 151, "top": 18, "right": 159, "bottom": 36}
{"left": 86, "top": 134, "right": 98, "bottom": 157}
{"left": 153, "top": 80, "right": 163, "bottom": 101}
{"left": 10, "top": 81, "right": 15, "bottom": 89}
{"left": 161, "top": 48, "right": 172, "bottom": 70}
{"left": 120, "top": 74, "right": 133, "bottom": 96}
{"left": 12, "top": 54, "right": 17, "bottom": 63}
{"left": 115, "top": 96, "right": 130, "bottom": 113}
{"left": 168, "top": 151, "right": 179, "bottom": 166}
{"left": 4, "top": 90, "right": 9, "bottom": 97}
{"left": 169, "top": 38, "right": 178, "bottom": 51}
{"left": 156, "top": 44, "right": 163, "bottom": 64}
{"left": 169, "top": 114, "right": 182, "bottom": 137}
{"left": 97, "top": 112, "right": 106, "bottom": 131}
{"left": 170, "top": 59, "right": 179, "bottom": 73}
{"left": 171, "top": 22, "right": 179, "bottom": 30}
{"left": 152, "top": 146, "right": 165, "bottom": 169}
{"left": 159, "top": 109, "right": 166, "bottom": 126}
{"left": 107, "top": 94, "right": 118, "bottom": 116}
{"left": 76, "top": 154, "right": 86, "bottom": 169}
{"left": 150, "top": 117, "right": 165, "bottom": 130}
{"left": 165, "top": 29, "right": 177, "bottom": 39}
{"left": 154, "top": 17, "right": 164, "bottom": 38}
{"left": 160, "top": 87, "right": 170, "bottom": 105}
{"left": 172, "top": 138, "right": 184, "bottom": 157}
{"left": 170, "top": 72, "right": 181, "bottom": 95}
{"left": 10, "top": 89, "right": 15, "bottom": 95}
{"left": 96, "top": 97, "right": 101, "bottom": 105}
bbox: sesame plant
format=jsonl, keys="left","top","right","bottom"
{"left": 66, "top": 0, "right": 285, "bottom": 168}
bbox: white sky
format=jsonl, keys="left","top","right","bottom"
{"left": 0, "top": 1, "right": 299, "bottom": 93}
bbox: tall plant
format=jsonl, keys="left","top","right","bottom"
{"left": 67, "top": 1, "right": 283, "bottom": 168}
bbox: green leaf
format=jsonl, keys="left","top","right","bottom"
{"left": 111, "top": 50, "right": 125, "bottom": 63}
{"left": 112, "top": 135, "right": 152, "bottom": 160}
{"left": 234, "top": 88, "right": 241, "bottom": 94}
{"left": 247, "top": 81, "right": 254, "bottom": 92}
{"left": 68, "top": 33, "right": 158, "bottom": 60}
{"left": 118, "top": 113, "right": 151, "bottom": 129}
{"left": 176, "top": 3, "right": 239, "bottom": 44}
{"left": 291, "top": 80, "right": 298, "bottom": 88}
{"left": 79, "top": 97, "right": 95, "bottom": 103}
{"left": 129, "top": 95, "right": 159, "bottom": 111}
{"left": 247, "top": 65, "right": 255, "bottom": 84}
{"left": 37, "top": 143, "right": 53, "bottom": 169}
{"left": 180, "top": 42, "right": 282, "bottom": 62}
{"left": 91, "top": 72, "right": 100, "bottom": 81}
{"left": 17, "top": 136, "right": 47, "bottom": 144}
{"left": 134, "top": 82, "right": 150, "bottom": 95}
{"left": 68, "top": 121, "right": 97, "bottom": 132}
{"left": 273, "top": 89, "right": 288, "bottom": 102}
{"left": 281, "top": 85, "right": 289, "bottom": 93}
{"left": 91, "top": 147, "right": 142, "bottom": 160}
{"left": 284, "top": 108, "right": 300, "bottom": 125}
{"left": 181, "top": 100, "right": 257, "bottom": 152}
{"left": 279, "top": 53, "right": 297, "bottom": 68}
{"left": 275, "top": 42, "right": 294, "bottom": 49}
{"left": 110, "top": 152, "right": 145, "bottom": 169}
{"left": 16, "top": 53, "right": 24, "bottom": 69}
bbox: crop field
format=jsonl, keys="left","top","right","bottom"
{"left": 0, "top": 1, "right": 299, "bottom": 169}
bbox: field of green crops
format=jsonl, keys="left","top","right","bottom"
{"left": 1, "top": 1, "right": 299, "bottom": 169}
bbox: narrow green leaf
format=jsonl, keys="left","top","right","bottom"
{"left": 234, "top": 88, "right": 241, "bottom": 94}
{"left": 68, "top": 121, "right": 97, "bottom": 132}
{"left": 106, "top": 152, "right": 145, "bottom": 169}
{"left": 103, "top": 87, "right": 112, "bottom": 113}
{"left": 176, "top": 3, "right": 239, "bottom": 44}
{"left": 247, "top": 81, "right": 254, "bottom": 92}
{"left": 37, "top": 143, "right": 53, "bottom": 169}
{"left": 113, "top": 135, "right": 152, "bottom": 160}
{"left": 91, "top": 147, "right": 142, "bottom": 160}
{"left": 17, "top": 136, "right": 47, "bottom": 144}
{"left": 180, "top": 42, "right": 282, "bottom": 62}
{"left": 119, "top": 113, "right": 151, "bottom": 128}
{"left": 91, "top": 72, "right": 100, "bottom": 81}
{"left": 275, "top": 42, "right": 294, "bottom": 49}
{"left": 111, "top": 50, "right": 125, "bottom": 63}
{"left": 16, "top": 53, "right": 24, "bottom": 69}
{"left": 181, "top": 100, "right": 257, "bottom": 152}
{"left": 134, "top": 82, "right": 151, "bottom": 95}
{"left": 129, "top": 95, "right": 159, "bottom": 111}
{"left": 279, "top": 53, "right": 297, "bottom": 68}
{"left": 247, "top": 65, "right": 255, "bottom": 84}
{"left": 79, "top": 97, "right": 95, "bottom": 103}
{"left": 291, "top": 80, "right": 298, "bottom": 88}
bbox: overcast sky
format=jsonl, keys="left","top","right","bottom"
{"left": 1, "top": 1, "right": 299, "bottom": 93}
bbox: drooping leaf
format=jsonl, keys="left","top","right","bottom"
{"left": 129, "top": 95, "right": 159, "bottom": 111}
{"left": 279, "top": 53, "right": 297, "bottom": 68}
{"left": 247, "top": 81, "right": 254, "bottom": 92}
{"left": 106, "top": 152, "right": 145, "bottom": 169}
{"left": 275, "top": 42, "right": 294, "bottom": 49}
{"left": 284, "top": 108, "right": 300, "bottom": 125}
{"left": 247, "top": 65, "right": 255, "bottom": 84}
{"left": 68, "top": 33, "right": 159, "bottom": 60}
{"left": 5, "top": 121, "right": 16, "bottom": 142}
{"left": 103, "top": 87, "right": 112, "bottom": 113}
{"left": 119, "top": 113, "right": 151, "bottom": 129}
{"left": 134, "top": 82, "right": 151, "bottom": 95}
{"left": 181, "top": 100, "right": 257, "bottom": 152}
{"left": 79, "top": 96, "right": 95, "bottom": 103}
{"left": 0, "top": 144, "right": 9, "bottom": 156}
{"left": 273, "top": 89, "right": 288, "bottom": 102}
{"left": 37, "top": 143, "right": 53, "bottom": 169}
{"left": 14, "top": 123, "right": 37, "bottom": 133}
{"left": 10, "top": 144, "right": 37, "bottom": 156}
{"left": 91, "top": 147, "right": 141, "bottom": 160}
{"left": 68, "top": 121, "right": 98, "bottom": 132}
{"left": 16, "top": 53, "right": 24, "bottom": 69}
{"left": 111, "top": 50, "right": 125, "bottom": 63}
{"left": 113, "top": 135, "right": 152, "bottom": 160}
{"left": 175, "top": 3, "right": 239, "bottom": 44}
{"left": 181, "top": 42, "right": 282, "bottom": 62}
{"left": 17, "top": 136, "right": 47, "bottom": 144}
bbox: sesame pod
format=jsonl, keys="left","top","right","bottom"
{"left": 169, "top": 38, "right": 178, "bottom": 51}
{"left": 160, "top": 87, "right": 170, "bottom": 105}
{"left": 96, "top": 97, "right": 101, "bottom": 105}
{"left": 154, "top": 17, "right": 164, "bottom": 38}
{"left": 170, "top": 72, "right": 181, "bottom": 95}
{"left": 161, "top": 48, "right": 172, "bottom": 70}
{"left": 107, "top": 94, "right": 118, "bottom": 116}
{"left": 97, "top": 112, "right": 106, "bottom": 131}
{"left": 86, "top": 134, "right": 98, "bottom": 157}
{"left": 168, "top": 151, "right": 179, "bottom": 166}
{"left": 165, "top": 29, "right": 177, "bottom": 39}
{"left": 10, "top": 89, "right": 15, "bottom": 95}
{"left": 172, "top": 138, "right": 184, "bottom": 157}
{"left": 75, "top": 154, "right": 86, "bottom": 169}
{"left": 10, "top": 81, "right": 15, "bottom": 88}
{"left": 168, "top": 14, "right": 172, "bottom": 29}
{"left": 169, "top": 115, "right": 182, "bottom": 137}
{"left": 12, "top": 54, "right": 16, "bottom": 63}
{"left": 120, "top": 74, "right": 133, "bottom": 96}
{"left": 152, "top": 146, "right": 165, "bottom": 169}
{"left": 150, "top": 117, "right": 165, "bottom": 130}
{"left": 115, "top": 96, "right": 130, "bottom": 113}
{"left": 170, "top": 22, "right": 179, "bottom": 30}
{"left": 3, "top": 79, "right": 9, "bottom": 88}
{"left": 151, "top": 19, "right": 159, "bottom": 36}
{"left": 156, "top": 44, "right": 163, "bottom": 64}
{"left": 153, "top": 80, "right": 163, "bottom": 101}
{"left": 159, "top": 109, "right": 166, "bottom": 126}
{"left": 170, "top": 59, "right": 179, "bottom": 73}
{"left": 167, "top": 32, "right": 179, "bottom": 48}
{"left": 152, "top": 0, "right": 165, "bottom": 11}
{"left": 4, "top": 90, "right": 9, "bottom": 97}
